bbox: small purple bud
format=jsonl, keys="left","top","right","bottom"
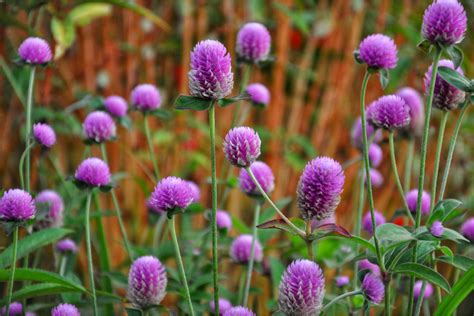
{"left": 236, "top": 23, "right": 271, "bottom": 63}
{"left": 216, "top": 210, "right": 232, "bottom": 230}
{"left": 74, "top": 157, "right": 111, "bottom": 187}
{"left": 364, "top": 168, "right": 384, "bottom": 188}
{"left": 368, "top": 143, "right": 382, "bottom": 167}
{"left": 405, "top": 189, "right": 431, "bottom": 216}
{"left": 396, "top": 87, "right": 424, "bottom": 136}
{"left": 149, "top": 176, "right": 193, "bottom": 214}
{"left": 18, "top": 37, "right": 52, "bottom": 64}
{"left": 414, "top": 281, "right": 434, "bottom": 300}
{"left": 351, "top": 117, "right": 383, "bottom": 150}
{"left": 422, "top": 0, "right": 467, "bottom": 46}
{"left": 246, "top": 83, "right": 270, "bottom": 107}
{"left": 368, "top": 95, "right": 411, "bottom": 130}
{"left": 358, "top": 34, "right": 398, "bottom": 69}
{"left": 430, "top": 220, "right": 445, "bottom": 237}
{"left": 229, "top": 234, "right": 263, "bottom": 264}
{"left": 51, "top": 303, "right": 80, "bottom": 316}
{"left": 128, "top": 256, "right": 167, "bottom": 308}
{"left": 131, "top": 84, "right": 161, "bottom": 111}
{"left": 83, "top": 111, "right": 116, "bottom": 143}
{"left": 56, "top": 238, "right": 78, "bottom": 254}
{"left": 460, "top": 217, "right": 474, "bottom": 242}
{"left": 186, "top": 181, "right": 201, "bottom": 203}
{"left": 223, "top": 306, "right": 255, "bottom": 316}
{"left": 35, "top": 190, "right": 64, "bottom": 228}
{"left": 104, "top": 95, "right": 128, "bottom": 117}
{"left": 0, "top": 189, "right": 36, "bottom": 222}
{"left": 223, "top": 127, "right": 261, "bottom": 168}
{"left": 358, "top": 259, "right": 381, "bottom": 276}
{"left": 239, "top": 161, "right": 275, "bottom": 197}
{"left": 336, "top": 275, "right": 350, "bottom": 288}
{"left": 210, "top": 298, "right": 232, "bottom": 315}
{"left": 362, "top": 210, "right": 386, "bottom": 234}
{"left": 33, "top": 123, "right": 56, "bottom": 148}
{"left": 361, "top": 273, "right": 384, "bottom": 304}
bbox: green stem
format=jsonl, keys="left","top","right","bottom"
{"left": 144, "top": 115, "right": 160, "bottom": 181}
{"left": 231, "top": 64, "right": 252, "bottom": 127}
{"left": 353, "top": 169, "right": 365, "bottom": 287}
{"left": 431, "top": 252, "right": 442, "bottom": 304}
{"left": 385, "top": 277, "right": 392, "bottom": 316}
{"left": 242, "top": 202, "right": 261, "bottom": 307}
{"left": 19, "top": 142, "right": 35, "bottom": 190}
{"left": 169, "top": 217, "right": 195, "bottom": 316}
{"left": 5, "top": 226, "right": 19, "bottom": 315}
{"left": 85, "top": 193, "right": 98, "bottom": 315}
{"left": 430, "top": 111, "right": 448, "bottom": 210}
{"left": 152, "top": 215, "right": 166, "bottom": 248}
{"left": 403, "top": 139, "right": 415, "bottom": 192}
{"left": 322, "top": 290, "right": 362, "bottom": 313}
{"left": 59, "top": 256, "right": 67, "bottom": 276}
{"left": 306, "top": 220, "right": 314, "bottom": 261}
{"left": 25, "top": 67, "right": 36, "bottom": 193}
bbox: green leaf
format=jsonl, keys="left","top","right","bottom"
{"left": 446, "top": 45, "right": 464, "bottom": 69}
{"left": 374, "top": 223, "right": 414, "bottom": 250}
{"left": 0, "top": 228, "right": 73, "bottom": 268}
{"left": 437, "top": 67, "right": 472, "bottom": 93}
{"left": 379, "top": 69, "right": 389, "bottom": 90}
{"left": 125, "top": 307, "right": 144, "bottom": 316}
{"left": 441, "top": 228, "right": 469, "bottom": 243}
{"left": 69, "top": 3, "right": 112, "bottom": 26}
{"left": 0, "top": 268, "right": 86, "bottom": 292}
{"left": 353, "top": 49, "right": 363, "bottom": 64}
{"left": 51, "top": 17, "right": 76, "bottom": 60}
{"left": 417, "top": 39, "right": 432, "bottom": 54}
{"left": 437, "top": 255, "right": 474, "bottom": 272}
{"left": 0, "top": 283, "right": 80, "bottom": 303}
{"left": 148, "top": 108, "right": 172, "bottom": 119}
{"left": 434, "top": 267, "right": 474, "bottom": 316}
{"left": 438, "top": 246, "right": 454, "bottom": 260}
{"left": 217, "top": 93, "right": 251, "bottom": 107}
{"left": 257, "top": 217, "right": 304, "bottom": 236}
{"left": 269, "top": 257, "right": 285, "bottom": 292}
{"left": 427, "top": 199, "right": 463, "bottom": 226}
{"left": 393, "top": 262, "right": 451, "bottom": 293}
{"left": 174, "top": 95, "right": 213, "bottom": 111}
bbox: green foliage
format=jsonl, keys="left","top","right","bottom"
{"left": 393, "top": 263, "right": 451, "bottom": 293}
{"left": 435, "top": 267, "right": 474, "bottom": 316}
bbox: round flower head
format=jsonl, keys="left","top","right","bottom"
{"left": 216, "top": 210, "right": 232, "bottom": 230}
{"left": 430, "top": 220, "right": 445, "bottom": 237}
{"left": 414, "top": 281, "right": 434, "bottom": 300}
{"left": 210, "top": 298, "right": 232, "bottom": 315}
{"left": 361, "top": 273, "right": 384, "bottom": 304}
{"left": 358, "top": 259, "right": 381, "bottom": 276}
{"left": 364, "top": 168, "right": 384, "bottom": 188}
{"left": 368, "top": 143, "right": 382, "bottom": 167}
{"left": 2, "top": 302, "right": 23, "bottom": 315}
{"left": 35, "top": 190, "right": 64, "bottom": 228}
{"left": 223, "top": 127, "right": 261, "bottom": 167}
{"left": 74, "top": 157, "right": 111, "bottom": 187}
{"left": 246, "top": 83, "right": 270, "bottom": 107}
{"left": 229, "top": 234, "right": 263, "bottom": 264}
{"left": 131, "top": 84, "right": 161, "bottom": 111}
{"left": 0, "top": 189, "right": 35, "bottom": 222}
{"left": 460, "top": 217, "right": 474, "bottom": 242}
{"left": 396, "top": 87, "right": 424, "bottom": 136}
{"left": 186, "top": 181, "right": 201, "bottom": 203}
{"left": 351, "top": 117, "right": 383, "bottom": 150}
{"left": 128, "top": 256, "right": 167, "bottom": 308}
{"left": 83, "top": 111, "right": 116, "bottom": 143}
{"left": 188, "top": 40, "right": 233, "bottom": 99}
{"left": 239, "top": 161, "right": 274, "bottom": 197}
{"left": 278, "top": 259, "right": 325, "bottom": 315}
{"left": 236, "top": 23, "right": 271, "bottom": 63}
{"left": 336, "top": 275, "right": 350, "bottom": 288}
{"left": 104, "top": 95, "right": 128, "bottom": 117}
{"left": 424, "top": 59, "right": 466, "bottom": 111}
{"left": 358, "top": 34, "right": 398, "bottom": 69}
{"left": 297, "top": 157, "right": 345, "bottom": 221}
{"left": 422, "top": 0, "right": 467, "bottom": 46}
{"left": 18, "top": 37, "right": 52, "bottom": 64}
{"left": 51, "top": 303, "right": 80, "bottom": 316}
{"left": 406, "top": 189, "right": 431, "bottom": 216}
{"left": 33, "top": 123, "right": 56, "bottom": 148}
{"left": 149, "top": 176, "right": 193, "bottom": 214}
{"left": 362, "top": 210, "right": 386, "bottom": 234}
{"left": 56, "top": 239, "right": 78, "bottom": 254}
{"left": 223, "top": 306, "right": 255, "bottom": 316}
{"left": 368, "top": 95, "right": 410, "bottom": 130}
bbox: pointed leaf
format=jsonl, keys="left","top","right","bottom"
{"left": 379, "top": 69, "right": 389, "bottom": 90}
{"left": 434, "top": 267, "right": 474, "bottom": 316}
{"left": 393, "top": 262, "right": 451, "bottom": 293}
{"left": 257, "top": 217, "right": 303, "bottom": 236}
{"left": 417, "top": 39, "right": 432, "bottom": 54}
{"left": 0, "top": 268, "right": 86, "bottom": 292}
{"left": 309, "top": 223, "right": 352, "bottom": 241}
{"left": 148, "top": 108, "right": 172, "bottom": 119}
{"left": 437, "top": 255, "right": 474, "bottom": 272}
{"left": 438, "top": 67, "right": 471, "bottom": 92}
{"left": 428, "top": 199, "right": 462, "bottom": 226}
{"left": 374, "top": 223, "right": 414, "bottom": 249}
{"left": 0, "top": 283, "right": 80, "bottom": 303}
{"left": 446, "top": 45, "right": 464, "bottom": 69}
{"left": 174, "top": 95, "right": 213, "bottom": 111}
{"left": 217, "top": 93, "right": 251, "bottom": 107}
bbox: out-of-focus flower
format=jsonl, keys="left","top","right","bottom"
{"left": 460, "top": 217, "right": 474, "bottom": 242}
{"left": 364, "top": 168, "right": 384, "bottom": 188}
{"left": 362, "top": 210, "right": 386, "bottom": 234}
{"left": 131, "top": 84, "right": 161, "bottom": 111}
{"left": 56, "top": 239, "right": 78, "bottom": 254}
{"left": 223, "top": 306, "right": 255, "bottom": 316}
{"left": 396, "top": 87, "right": 424, "bottom": 136}
{"left": 83, "top": 111, "right": 116, "bottom": 143}
{"left": 18, "top": 37, "right": 52, "bottom": 64}
{"left": 149, "top": 177, "right": 193, "bottom": 215}
{"left": 0, "top": 189, "right": 36, "bottom": 222}
{"left": 368, "top": 143, "right": 382, "bottom": 167}
{"left": 358, "top": 34, "right": 398, "bottom": 69}
{"left": 33, "top": 123, "right": 56, "bottom": 148}
{"left": 186, "top": 181, "right": 201, "bottom": 203}
{"left": 223, "top": 127, "right": 261, "bottom": 167}
{"left": 422, "top": 0, "right": 467, "bottom": 46}
{"left": 236, "top": 23, "right": 271, "bottom": 63}
{"left": 210, "top": 298, "right": 232, "bottom": 315}
{"left": 51, "top": 304, "right": 80, "bottom": 316}
{"left": 239, "top": 161, "right": 274, "bottom": 197}
{"left": 229, "top": 234, "right": 263, "bottom": 264}
{"left": 246, "top": 83, "right": 270, "bottom": 107}
{"left": 104, "top": 95, "right": 128, "bottom": 118}
{"left": 216, "top": 210, "right": 232, "bottom": 230}
{"left": 75, "top": 158, "right": 111, "bottom": 187}
{"left": 430, "top": 220, "right": 445, "bottom": 237}
{"left": 35, "top": 190, "right": 63, "bottom": 228}
{"left": 406, "top": 189, "right": 431, "bottom": 216}
{"left": 414, "top": 281, "right": 434, "bottom": 300}
{"left": 336, "top": 275, "right": 350, "bottom": 288}
{"left": 361, "top": 273, "right": 384, "bottom": 304}
{"left": 351, "top": 117, "right": 382, "bottom": 150}
{"left": 358, "top": 259, "right": 381, "bottom": 276}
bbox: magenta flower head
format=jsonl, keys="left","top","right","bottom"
{"left": 104, "top": 95, "right": 128, "bottom": 118}
{"left": 246, "top": 83, "right": 270, "bottom": 107}
{"left": 33, "top": 123, "right": 56, "bottom": 148}
{"left": 128, "top": 256, "right": 167, "bottom": 308}
{"left": 278, "top": 259, "right": 325, "bottom": 315}
{"left": 368, "top": 95, "right": 410, "bottom": 130}
{"left": 0, "top": 189, "right": 35, "bottom": 222}
{"left": 210, "top": 298, "right": 232, "bottom": 315}
{"left": 361, "top": 273, "right": 384, "bottom": 304}
{"left": 414, "top": 281, "right": 434, "bottom": 300}
{"left": 362, "top": 210, "right": 386, "bottom": 234}
{"left": 351, "top": 117, "right": 383, "bottom": 150}
{"left": 430, "top": 220, "right": 445, "bottom": 237}
{"left": 149, "top": 176, "right": 193, "bottom": 216}
{"left": 229, "top": 234, "right": 263, "bottom": 264}
{"left": 56, "top": 238, "right": 78, "bottom": 254}
{"left": 460, "top": 217, "right": 474, "bottom": 242}
{"left": 18, "top": 37, "right": 52, "bottom": 65}
{"left": 74, "top": 157, "right": 111, "bottom": 188}
{"left": 186, "top": 181, "right": 201, "bottom": 203}
{"left": 422, "top": 0, "right": 467, "bottom": 46}
{"left": 358, "top": 34, "right": 398, "bottom": 69}
{"left": 336, "top": 275, "right": 350, "bottom": 288}
{"left": 364, "top": 168, "right": 384, "bottom": 188}
{"left": 216, "top": 210, "right": 232, "bottom": 231}
{"left": 424, "top": 59, "right": 466, "bottom": 111}
{"left": 35, "top": 190, "right": 64, "bottom": 228}
{"left": 131, "top": 84, "right": 161, "bottom": 111}
{"left": 239, "top": 161, "right": 274, "bottom": 197}
{"left": 236, "top": 23, "right": 271, "bottom": 63}
{"left": 188, "top": 40, "right": 233, "bottom": 100}
{"left": 223, "top": 306, "right": 255, "bottom": 316}
{"left": 297, "top": 157, "right": 345, "bottom": 221}
{"left": 396, "top": 87, "right": 424, "bottom": 136}
{"left": 406, "top": 189, "right": 431, "bottom": 216}
{"left": 369, "top": 143, "right": 382, "bottom": 167}
{"left": 51, "top": 303, "right": 80, "bottom": 316}
{"left": 358, "top": 259, "right": 381, "bottom": 276}
{"left": 83, "top": 111, "right": 116, "bottom": 143}
{"left": 223, "top": 127, "right": 261, "bottom": 168}
{"left": 1, "top": 302, "right": 23, "bottom": 315}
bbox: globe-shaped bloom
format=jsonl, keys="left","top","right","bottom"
{"left": 104, "top": 95, "right": 128, "bottom": 117}
{"left": 336, "top": 275, "right": 350, "bottom": 288}
{"left": 297, "top": 157, "right": 345, "bottom": 221}
{"left": 0, "top": 189, "right": 36, "bottom": 222}
{"left": 368, "top": 143, "right": 382, "bottom": 167}
{"left": 186, "top": 181, "right": 201, "bottom": 203}
{"left": 56, "top": 239, "right": 78, "bottom": 254}
{"left": 406, "top": 189, "right": 431, "bottom": 216}
{"left": 51, "top": 303, "right": 80, "bottom": 316}
{"left": 239, "top": 161, "right": 274, "bottom": 197}
{"left": 188, "top": 40, "right": 233, "bottom": 99}
{"left": 414, "top": 281, "right": 434, "bottom": 300}
{"left": 35, "top": 190, "right": 64, "bottom": 228}
{"left": 74, "top": 157, "right": 111, "bottom": 187}
{"left": 278, "top": 259, "right": 325, "bottom": 315}
{"left": 361, "top": 273, "right": 384, "bottom": 304}
{"left": 18, "top": 37, "right": 52, "bottom": 64}
{"left": 364, "top": 168, "right": 384, "bottom": 188}
{"left": 210, "top": 298, "right": 232, "bottom": 315}
{"left": 351, "top": 117, "right": 383, "bottom": 150}
{"left": 424, "top": 59, "right": 466, "bottom": 111}
{"left": 422, "top": 0, "right": 467, "bottom": 46}
{"left": 83, "top": 111, "right": 116, "bottom": 143}
{"left": 358, "top": 259, "right": 381, "bottom": 276}
{"left": 216, "top": 210, "right": 232, "bottom": 230}
{"left": 131, "top": 84, "right": 161, "bottom": 111}
{"left": 128, "top": 256, "right": 167, "bottom": 308}
{"left": 223, "top": 127, "right": 261, "bottom": 167}
{"left": 229, "top": 234, "right": 263, "bottom": 264}
{"left": 33, "top": 123, "right": 56, "bottom": 148}
{"left": 1, "top": 302, "right": 24, "bottom": 315}
{"left": 368, "top": 95, "right": 411, "bottom": 130}
{"left": 223, "top": 306, "right": 255, "bottom": 316}
{"left": 362, "top": 210, "right": 386, "bottom": 234}
{"left": 358, "top": 34, "right": 398, "bottom": 69}
{"left": 149, "top": 176, "right": 193, "bottom": 214}
{"left": 396, "top": 87, "right": 424, "bottom": 136}
{"left": 236, "top": 23, "right": 271, "bottom": 63}
{"left": 460, "top": 217, "right": 474, "bottom": 242}
{"left": 246, "top": 83, "right": 270, "bottom": 107}
{"left": 430, "top": 220, "right": 445, "bottom": 237}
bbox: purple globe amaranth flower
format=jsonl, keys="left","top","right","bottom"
{"left": 422, "top": 0, "right": 467, "bottom": 46}
{"left": 33, "top": 123, "right": 56, "bottom": 148}
{"left": 0, "top": 189, "right": 35, "bottom": 222}
{"left": 297, "top": 157, "right": 345, "bottom": 221}
{"left": 358, "top": 34, "right": 398, "bottom": 69}
{"left": 246, "top": 83, "right": 270, "bottom": 107}
{"left": 414, "top": 281, "right": 434, "bottom": 300}
{"left": 239, "top": 161, "right": 274, "bottom": 197}
{"left": 364, "top": 168, "right": 384, "bottom": 188}
{"left": 210, "top": 298, "right": 232, "bottom": 315}
{"left": 236, "top": 23, "right": 271, "bottom": 63}
{"left": 131, "top": 84, "right": 161, "bottom": 111}
{"left": 128, "top": 256, "right": 167, "bottom": 308}
{"left": 396, "top": 87, "right": 424, "bottom": 136}
{"left": 368, "top": 95, "right": 411, "bottom": 130}
{"left": 1, "top": 302, "right": 23, "bottom": 315}
{"left": 229, "top": 234, "right": 263, "bottom": 264}
{"left": 361, "top": 273, "right": 384, "bottom": 304}
{"left": 56, "top": 238, "right": 78, "bottom": 254}
{"left": 186, "top": 181, "right": 201, "bottom": 203}
{"left": 149, "top": 176, "right": 193, "bottom": 214}
{"left": 336, "top": 275, "right": 350, "bottom": 288}
{"left": 368, "top": 143, "right": 382, "bottom": 167}
{"left": 278, "top": 259, "right": 325, "bottom": 315}
{"left": 83, "top": 111, "right": 116, "bottom": 143}
{"left": 430, "top": 220, "right": 445, "bottom": 237}
{"left": 351, "top": 117, "right": 383, "bottom": 150}
{"left": 362, "top": 210, "right": 386, "bottom": 234}
{"left": 216, "top": 210, "right": 232, "bottom": 230}
{"left": 74, "top": 157, "right": 111, "bottom": 187}
{"left": 188, "top": 40, "right": 233, "bottom": 99}
{"left": 358, "top": 259, "right": 381, "bottom": 276}
{"left": 18, "top": 37, "right": 52, "bottom": 64}
{"left": 223, "top": 306, "right": 255, "bottom": 316}
{"left": 406, "top": 189, "right": 431, "bottom": 216}
{"left": 104, "top": 95, "right": 128, "bottom": 117}
{"left": 35, "top": 190, "right": 64, "bottom": 228}
{"left": 223, "top": 127, "right": 261, "bottom": 168}
{"left": 460, "top": 217, "right": 474, "bottom": 242}
{"left": 51, "top": 303, "right": 80, "bottom": 316}
{"left": 424, "top": 59, "right": 466, "bottom": 111}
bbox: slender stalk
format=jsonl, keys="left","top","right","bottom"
{"left": 414, "top": 281, "right": 427, "bottom": 316}
{"left": 25, "top": 67, "right": 36, "bottom": 193}
{"left": 152, "top": 215, "right": 166, "bottom": 248}
{"left": 385, "top": 278, "right": 392, "bottom": 316}
{"left": 403, "top": 139, "right": 415, "bottom": 192}
{"left": 231, "top": 64, "right": 252, "bottom": 127}
{"left": 430, "top": 111, "right": 448, "bottom": 210}
{"left": 85, "top": 193, "right": 98, "bottom": 315}
{"left": 19, "top": 142, "right": 35, "bottom": 190}
{"left": 5, "top": 226, "right": 19, "bottom": 315}
{"left": 144, "top": 114, "right": 160, "bottom": 180}
{"left": 322, "top": 290, "right": 362, "bottom": 312}
{"left": 59, "top": 256, "right": 67, "bottom": 276}
{"left": 169, "top": 217, "right": 195, "bottom": 316}
{"left": 305, "top": 220, "right": 314, "bottom": 261}
{"left": 431, "top": 252, "right": 442, "bottom": 303}
{"left": 242, "top": 202, "right": 261, "bottom": 307}
{"left": 353, "top": 169, "right": 365, "bottom": 287}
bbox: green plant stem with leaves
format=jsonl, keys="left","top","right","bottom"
{"left": 430, "top": 111, "right": 449, "bottom": 209}
{"left": 144, "top": 114, "right": 160, "bottom": 181}
{"left": 353, "top": 169, "right": 365, "bottom": 287}
{"left": 5, "top": 226, "right": 19, "bottom": 315}
{"left": 404, "top": 139, "right": 415, "bottom": 192}
{"left": 19, "top": 142, "right": 35, "bottom": 190}
{"left": 322, "top": 290, "right": 362, "bottom": 313}
{"left": 85, "top": 193, "right": 98, "bottom": 315}
{"left": 306, "top": 220, "right": 314, "bottom": 261}
{"left": 24, "top": 67, "right": 36, "bottom": 193}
